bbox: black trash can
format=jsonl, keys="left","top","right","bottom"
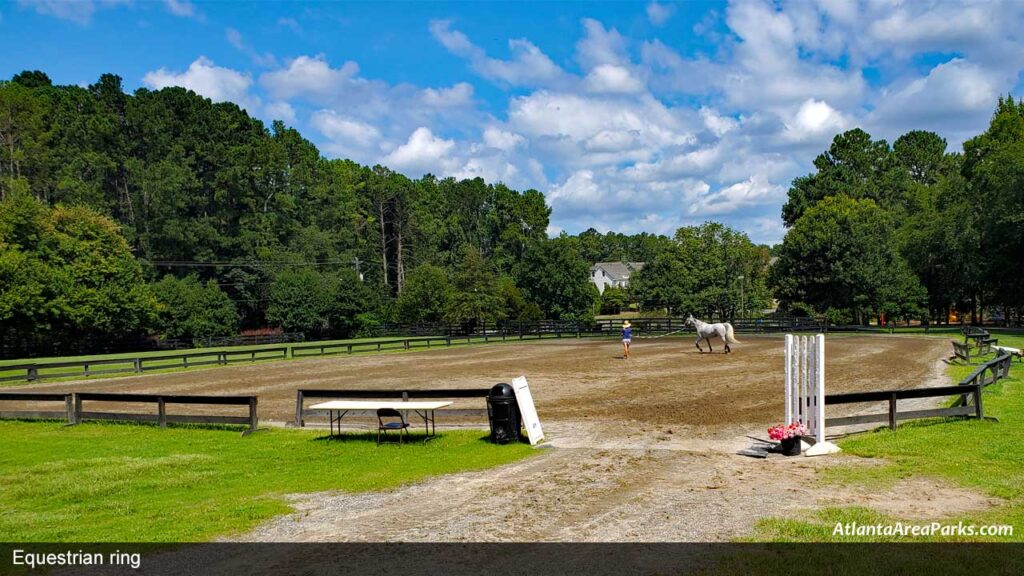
{"left": 487, "top": 383, "right": 521, "bottom": 444}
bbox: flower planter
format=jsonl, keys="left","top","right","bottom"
{"left": 779, "top": 436, "right": 802, "bottom": 456}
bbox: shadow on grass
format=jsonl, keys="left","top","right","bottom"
{"left": 311, "top": 431, "right": 506, "bottom": 445}
{"left": 53, "top": 419, "right": 253, "bottom": 434}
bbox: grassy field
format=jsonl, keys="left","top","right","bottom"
{"left": 752, "top": 332, "right": 1024, "bottom": 542}
{"left": 0, "top": 422, "right": 534, "bottom": 542}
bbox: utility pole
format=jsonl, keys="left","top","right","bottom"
{"left": 353, "top": 257, "right": 363, "bottom": 282}
{"left": 737, "top": 275, "right": 745, "bottom": 320}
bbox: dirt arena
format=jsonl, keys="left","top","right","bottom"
{"left": 19, "top": 334, "right": 947, "bottom": 434}
{"left": 17, "top": 334, "right": 988, "bottom": 542}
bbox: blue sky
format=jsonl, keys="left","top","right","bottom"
{"left": 3, "top": 1, "right": 1023, "bottom": 244}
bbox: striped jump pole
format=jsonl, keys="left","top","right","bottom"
{"left": 784, "top": 333, "right": 840, "bottom": 456}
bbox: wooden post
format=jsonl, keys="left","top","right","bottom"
{"left": 73, "top": 393, "right": 82, "bottom": 425}
{"left": 65, "top": 394, "right": 74, "bottom": 424}
{"left": 27, "top": 366, "right": 38, "bottom": 382}
{"left": 158, "top": 397, "right": 167, "bottom": 428}
{"left": 248, "top": 397, "right": 258, "bottom": 432}
{"left": 295, "top": 390, "right": 304, "bottom": 427}
{"left": 347, "top": 344, "right": 353, "bottom": 354}
{"left": 84, "top": 363, "right": 90, "bottom": 378}
{"left": 183, "top": 355, "right": 189, "bottom": 368}
{"left": 134, "top": 358, "right": 142, "bottom": 373}
{"left": 888, "top": 392, "right": 898, "bottom": 430}
{"left": 973, "top": 385, "right": 984, "bottom": 420}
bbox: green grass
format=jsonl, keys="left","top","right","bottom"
{"left": 0, "top": 422, "right": 534, "bottom": 542}
{"left": 750, "top": 332, "right": 1024, "bottom": 542}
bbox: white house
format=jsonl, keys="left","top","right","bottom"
{"left": 590, "top": 262, "right": 644, "bottom": 295}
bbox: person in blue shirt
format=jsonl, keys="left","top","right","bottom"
{"left": 621, "top": 320, "right": 633, "bottom": 359}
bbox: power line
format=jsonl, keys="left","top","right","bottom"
{"left": 149, "top": 258, "right": 356, "bottom": 269}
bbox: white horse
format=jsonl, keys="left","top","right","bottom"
{"left": 685, "top": 315, "right": 741, "bottom": 354}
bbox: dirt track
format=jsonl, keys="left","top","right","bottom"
{"left": 19, "top": 334, "right": 948, "bottom": 432}
{"left": 19, "top": 334, "right": 995, "bottom": 542}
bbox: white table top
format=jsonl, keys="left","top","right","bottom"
{"left": 309, "top": 400, "right": 453, "bottom": 411}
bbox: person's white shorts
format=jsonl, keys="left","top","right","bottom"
{"left": 622, "top": 339, "right": 631, "bottom": 344}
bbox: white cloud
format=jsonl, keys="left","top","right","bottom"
{"left": 646, "top": 1, "right": 674, "bottom": 27}
{"left": 312, "top": 110, "right": 382, "bottom": 150}
{"left": 584, "top": 65, "right": 644, "bottom": 94}
{"left": 278, "top": 17, "right": 302, "bottom": 34}
{"left": 576, "top": 18, "right": 630, "bottom": 70}
{"left": 164, "top": 0, "right": 202, "bottom": 20}
{"left": 430, "top": 20, "right": 566, "bottom": 87}
{"left": 226, "top": 28, "right": 278, "bottom": 68}
{"left": 383, "top": 127, "right": 456, "bottom": 175}
{"left": 143, "top": 57, "right": 260, "bottom": 112}
{"left": 260, "top": 55, "right": 362, "bottom": 101}
{"left": 700, "top": 108, "right": 738, "bottom": 137}
{"left": 689, "top": 176, "right": 786, "bottom": 216}
{"left": 482, "top": 127, "right": 525, "bottom": 151}
{"left": 421, "top": 83, "right": 474, "bottom": 108}
{"left": 782, "top": 98, "right": 848, "bottom": 142}
{"left": 265, "top": 101, "right": 296, "bottom": 124}
{"left": 18, "top": 0, "right": 127, "bottom": 24}
{"left": 868, "top": 58, "right": 1005, "bottom": 139}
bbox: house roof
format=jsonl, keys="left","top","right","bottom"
{"left": 591, "top": 261, "right": 645, "bottom": 281}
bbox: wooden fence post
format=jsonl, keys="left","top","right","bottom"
{"left": 158, "top": 397, "right": 167, "bottom": 428}
{"left": 134, "top": 358, "right": 142, "bottom": 373}
{"left": 65, "top": 394, "right": 74, "bottom": 424}
{"left": 248, "top": 397, "right": 258, "bottom": 432}
{"left": 888, "top": 392, "right": 898, "bottom": 430}
{"left": 27, "top": 366, "right": 38, "bottom": 382}
{"left": 73, "top": 393, "right": 82, "bottom": 425}
{"left": 295, "top": 390, "right": 304, "bottom": 427}
{"left": 973, "top": 385, "right": 984, "bottom": 420}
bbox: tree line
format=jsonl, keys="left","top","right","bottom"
{"left": 2, "top": 70, "right": 1023, "bottom": 356}
{"left": 0, "top": 71, "right": 597, "bottom": 355}
{"left": 773, "top": 98, "right": 1024, "bottom": 326}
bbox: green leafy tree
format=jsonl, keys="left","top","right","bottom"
{"left": 0, "top": 190, "right": 158, "bottom": 351}
{"left": 516, "top": 236, "right": 597, "bottom": 321}
{"left": 599, "top": 286, "right": 628, "bottom": 315}
{"left": 961, "top": 96, "right": 1024, "bottom": 321}
{"left": 445, "top": 246, "right": 505, "bottom": 326}
{"left": 151, "top": 275, "right": 238, "bottom": 339}
{"left": 266, "top": 269, "right": 332, "bottom": 335}
{"left": 773, "top": 195, "right": 925, "bottom": 324}
{"left": 395, "top": 264, "right": 450, "bottom": 324}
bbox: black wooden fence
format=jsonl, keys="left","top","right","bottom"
{"left": 1, "top": 347, "right": 288, "bottom": 384}
{"left": 824, "top": 352, "right": 1013, "bottom": 430}
{"left": 0, "top": 392, "right": 258, "bottom": 433}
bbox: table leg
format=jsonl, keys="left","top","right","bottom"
{"left": 414, "top": 410, "right": 439, "bottom": 442}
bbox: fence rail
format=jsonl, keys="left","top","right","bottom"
{"left": 0, "top": 392, "right": 74, "bottom": 421}
{"left": 824, "top": 353, "right": 1012, "bottom": 430}
{"left": 0, "top": 347, "right": 288, "bottom": 384}
{"left": 0, "top": 392, "right": 258, "bottom": 432}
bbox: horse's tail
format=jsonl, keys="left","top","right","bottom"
{"left": 725, "top": 323, "right": 741, "bottom": 344}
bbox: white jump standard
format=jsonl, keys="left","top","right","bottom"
{"left": 784, "top": 334, "right": 840, "bottom": 456}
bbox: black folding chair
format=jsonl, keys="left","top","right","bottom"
{"left": 376, "top": 408, "right": 410, "bottom": 446}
